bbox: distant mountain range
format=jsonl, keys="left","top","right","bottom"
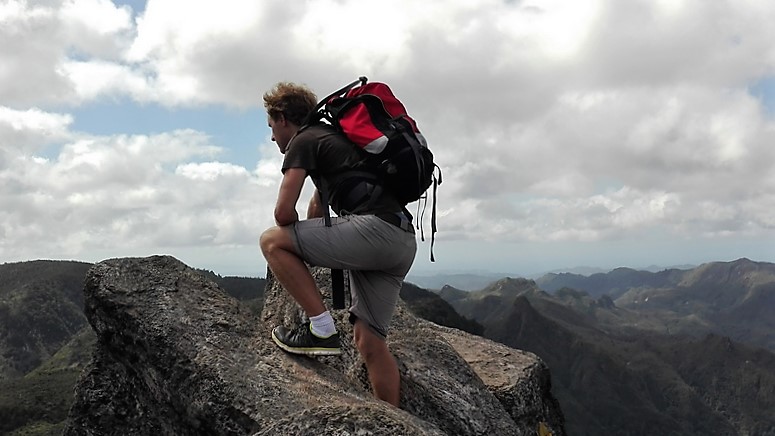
{"left": 407, "top": 271, "right": 521, "bottom": 291}
{"left": 432, "top": 258, "right": 775, "bottom": 435}
{"left": 407, "top": 263, "right": 699, "bottom": 290}
{"left": 535, "top": 257, "right": 775, "bottom": 351}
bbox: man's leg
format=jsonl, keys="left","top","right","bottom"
{"left": 260, "top": 225, "right": 325, "bottom": 316}
{"left": 261, "top": 224, "right": 340, "bottom": 355}
{"left": 353, "top": 320, "right": 400, "bottom": 407}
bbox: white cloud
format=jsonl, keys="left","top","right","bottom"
{"left": 2, "top": 0, "right": 775, "bottom": 272}
{"left": 59, "top": 0, "right": 134, "bottom": 58}
{"left": 176, "top": 162, "right": 249, "bottom": 181}
{"left": 0, "top": 106, "right": 74, "bottom": 152}
{"left": 59, "top": 60, "right": 148, "bottom": 102}
{"left": 0, "top": 122, "right": 278, "bottom": 263}
{"left": 0, "top": 0, "right": 135, "bottom": 106}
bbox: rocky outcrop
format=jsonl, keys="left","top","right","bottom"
{"left": 64, "top": 255, "right": 565, "bottom": 435}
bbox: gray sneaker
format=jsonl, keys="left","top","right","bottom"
{"left": 271, "top": 322, "right": 341, "bottom": 356}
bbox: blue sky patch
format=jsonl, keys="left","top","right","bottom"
{"left": 750, "top": 76, "right": 775, "bottom": 115}
{"left": 112, "top": 0, "right": 146, "bottom": 15}
{"left": 69, "top": 100, "right": 269, "bottom": 168}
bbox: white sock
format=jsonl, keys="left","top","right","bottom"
{"left": 309, "top": 311, "right": 337, "bottom": 338}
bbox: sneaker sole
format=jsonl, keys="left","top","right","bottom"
{"left": 271, "top": 329, "right": 342, "bottom": 356}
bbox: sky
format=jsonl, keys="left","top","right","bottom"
{"left": 2, "top": 0, "right": 775, "bottom": 279}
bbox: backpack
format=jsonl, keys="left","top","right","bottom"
{"left": 304, "top": 76, "right": 439, "bottom": 206}
{"left": 302, "top": 77, "right": 442, "bottom": 309}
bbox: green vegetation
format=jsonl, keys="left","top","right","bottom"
{"left": 1, "top": 261, "right": 91, "bottom": 379}
{"left": 0, "top": 369, "right": 79, "bottom": 435}
{"left": 0, "top": 261, "right": 97, "bottom": 435}
{"left": 0, "top": 328, "right": 94, "bottom": 435}
{"left": 7, "top": 421, "right": 66, "bottom": 436}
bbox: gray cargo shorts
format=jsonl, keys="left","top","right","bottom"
{"left": 288, "top": 213, "right": 417, "bottom": 339}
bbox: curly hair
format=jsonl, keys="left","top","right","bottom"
{"left": 263, "top": 82, "right": 318, "bottom": 126}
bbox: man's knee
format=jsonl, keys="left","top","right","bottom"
{"left": 259, "top": 227, "right": 275, "bottom": 256}
{"left": 259, "top": 226, "right": 290, "bottom": 257}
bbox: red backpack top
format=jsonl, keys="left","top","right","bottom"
{"left": 305, "top": 77, "right": 438, "bottom": 206}
{"left": 335, "top": 82, "right": 427, "bottom": 154}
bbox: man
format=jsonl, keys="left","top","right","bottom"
{"left": 259, "top": 82, "right": 417, "bottom": 406}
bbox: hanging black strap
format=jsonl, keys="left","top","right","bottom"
{"left": 430, "top": 165, "right": 442, "bottom": 262}
{"left": 318, "top": 179, "right": 332, "bottom": 227}
{"left": 331, "top": 269, "right": 345, "bottom": 310}
{"left": 413, "top": 165, "right": 442, "bottom": 262}
{"left": 317, "top": 179, "right": 345, "bottom": 309}
{"left": 416, "top": 193, "right": 426, "bottom": 242}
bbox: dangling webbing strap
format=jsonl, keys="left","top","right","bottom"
{"left": 331, "top": 269, "right": 345, "bottom": 310}
{"left": 317, "top": 179, "right": 346, "bottom": 310}
{"left": 430, "top": 165, "right": 442, "bottom": 261}
{"left": 413, "top": 164, "right": 442, "bottom": 262}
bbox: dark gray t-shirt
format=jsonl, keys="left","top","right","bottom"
{"left": 281, "top": 124, "right": 402, "bottom": 215}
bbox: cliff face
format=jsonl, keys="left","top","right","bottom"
{"left": 64, "top": 255, "right": 565, "bottom": 435}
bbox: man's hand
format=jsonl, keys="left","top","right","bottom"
{"left": 274, "top": 168, "right": 306, "bottom": 226}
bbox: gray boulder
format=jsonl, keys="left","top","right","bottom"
{"left": 64, "top": 255, "right": 565, "bottom": 435}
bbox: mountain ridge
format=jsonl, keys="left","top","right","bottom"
{"left": 435, "top": 258, "right": 775, "bottom": 435}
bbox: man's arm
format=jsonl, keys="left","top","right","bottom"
{"left": 307, "top": 189, "right": 325, "bottom": 219}
{"left": 274, "top": 168, "right": 306, "bottom": 226}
